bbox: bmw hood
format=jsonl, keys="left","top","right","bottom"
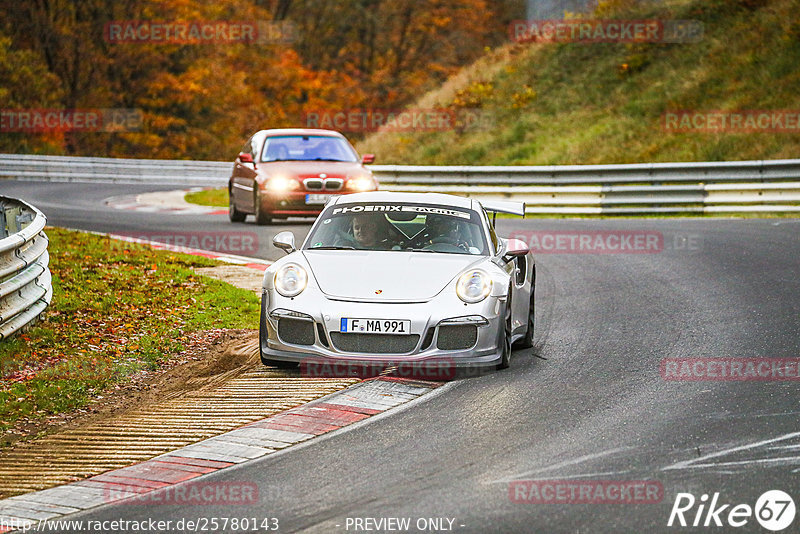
{"left": 302, "top": 251, "right": 484, "bottom": 302}
{"left": 258, "top": 160, "right": 366, "bottom": 178}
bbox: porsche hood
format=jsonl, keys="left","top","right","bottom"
{"left": 302, "top": 250, "right": 484, "bottom": 302}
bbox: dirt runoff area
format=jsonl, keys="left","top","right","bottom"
{"left": 0, "top": 329, "right": 263, "bottom": 450}
{"left": 0, "top": 328, "right": 361, "bottom": 499}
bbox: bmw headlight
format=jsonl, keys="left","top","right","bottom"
{"left": 267, "top": 175, "right": 299, "bottom": 192}
{"left": 346, "top": 176, "right": 375, "bottom": 191}
{"left": 456, "top": 270, "right": 491, "bottom": 303}
{"left": 274, "top": 263, "right": 308, "bottom": 297}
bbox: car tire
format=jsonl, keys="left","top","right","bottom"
{"left": 514, "top": 288, "right": 535, "bottom": 349}
{"left": 259, "top": 298, "right": 295, "bottom": 368}
{"left": 261, "top": 357, "right": 299, "bottom": 369}
{"left": 497, "top": 292, "right": 512, "bottom": 370}
{"left": 228, "top": 187, "right": 246, "bottom": 223}
{"left": 254, "top": 188, "right": 272, "bottom": 225}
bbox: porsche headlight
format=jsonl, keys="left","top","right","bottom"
{"left": 274, "top": 263, "right": 308, "bottom": 297}
{"left": 267, "top": 175, "right": 299, "bottom": 192}
{"left": 456, "top": 270, "right": 491, "bottom": 303}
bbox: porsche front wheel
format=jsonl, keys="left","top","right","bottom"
{"left": 514, "top": 289, "right": 535, "bottom": 349}
{"left": 497, "top": 293, "right": 512, "bottom": 370}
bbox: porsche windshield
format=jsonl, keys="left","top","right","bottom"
{"left": 304, "top": 203, "right": 489, "bottom": 255}
{"left": 261, "top": 135, "right": 358, "bottom": 162}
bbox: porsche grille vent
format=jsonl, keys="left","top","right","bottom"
{"left": 329, "top": 333, "right": 420, "bottom": 354}
{"left": 436, "top": 325, "right": 478, "bottom": 351}
{"left": 278, "top": 318, "right": 315, "bottom": 346}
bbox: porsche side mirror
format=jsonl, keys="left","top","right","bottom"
{"left": 502, "top": 238, "right": 529, "bottom": 262}
{"left": 361, "top": 154, "right": 375, "bottom": 164}
{"left": 273, "top": 231, "right": 296, "bottom": 254}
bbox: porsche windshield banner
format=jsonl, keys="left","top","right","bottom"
{"left": 331, "top": 204, "right": 472, "bottom": 220}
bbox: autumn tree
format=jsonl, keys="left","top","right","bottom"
{"left": 0, "top": 0, "right": 519, "bottom": 158}
{"left": 285, "top": 0, "right": 501, "bottom": 106}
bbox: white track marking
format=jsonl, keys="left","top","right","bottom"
{"left": 664, "top": 456, "right": 800, "bottom": 470}
{"left": 662, "top": 431, "right": 800, "bottom": 471}
{"left": 491, "top": 446, "right": 635, "bottom": 484}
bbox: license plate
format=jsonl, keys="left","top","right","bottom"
{"left": 305, "top": 194, "right": 334, "bottom": 205}
{"left": 340, "top": 318, "right": 411, "bottom": 335}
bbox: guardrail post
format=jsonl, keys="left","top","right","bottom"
{"left": 0, "top": 202, "right": 6, "bottom": 239}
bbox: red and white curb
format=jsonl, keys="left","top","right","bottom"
{"left": 0, "top": 378, "right": 441, "bottom": 530}
{"left": 105, "top": 188, "right": 227, "bottom": 215}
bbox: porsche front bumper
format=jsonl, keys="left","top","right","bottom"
{"left": 259, "top": 290, "right": 506, "bottom": 370}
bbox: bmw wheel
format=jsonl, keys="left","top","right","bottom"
{"left": 254, "top": 188, "right": 272, "bottom": 225}
{"left": 228, "top": 187, "right": 246, "bottom": 223}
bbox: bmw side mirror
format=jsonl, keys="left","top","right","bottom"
{"left": 502, "top": 238, "right": 529, "bottom": 262}
{"left": 238, "top": 152, "right": 256, "bottom": 169}
{"left": 273, "top": 231, "right": 296, "bottom": 254}
{"left": 361, "top": 154, "right": 375, "bottom": 164}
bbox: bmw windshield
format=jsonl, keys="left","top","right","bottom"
{"left": 261, "top": 135, "right": 358, "bottom": 163}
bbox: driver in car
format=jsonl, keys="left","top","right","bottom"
{"left": 418, "top": 214, "right": 470, "bottom": 250}
{"left": 351, "top": 213, "right": 394, "bottom": 249}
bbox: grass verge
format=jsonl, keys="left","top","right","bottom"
{"left": 0, "top": 227, "right": 260, "bottom": 433}
{"left": 185, "top": 188, "right": 228, "bottom": 207}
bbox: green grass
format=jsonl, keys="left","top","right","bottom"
{"left": 185, "top": 188, "right": 228, "bottom": 207}
{"left": 357, "top": 0, "right": 800, "bottom": 165}
{"left": 0, "top": 227, "right": 260, "bottom": 432}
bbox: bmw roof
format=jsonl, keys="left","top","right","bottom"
{"left": 255, "top": 128, "right": 347, "bottom": 138}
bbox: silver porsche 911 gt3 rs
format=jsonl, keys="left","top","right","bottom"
{"left": 259, "top": 191, "right": 535, "bottom": 374}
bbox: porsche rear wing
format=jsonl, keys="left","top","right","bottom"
{"left": 480, "top": 199, "right": 526, "bottom": 217}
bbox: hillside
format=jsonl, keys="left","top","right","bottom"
{"left": 357, "top": 0, "right": 800, "bottom": 165}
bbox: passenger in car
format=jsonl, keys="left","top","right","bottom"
{"left": 264, "top": 143, "right": 289, "bottom": 161}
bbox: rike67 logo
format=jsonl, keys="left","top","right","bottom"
{"left": 668, "top": 490, "right": 796, "bottom": 531}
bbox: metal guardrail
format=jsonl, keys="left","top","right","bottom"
{"left": 374, "top": 160, "right": 800, "bottom": 214}
{"left": 0, "top": 197, "right": 52, "bottom": 340}
{"left": 1, "top": 154, "right": 799, "bottom": 214}
{"left": 0, "top": 153, "right": 231, "bottom": 186}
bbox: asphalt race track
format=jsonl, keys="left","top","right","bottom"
{"left": 3, "top": 180, "right": 800, "bottom": 533}
{"left": 0, "top": 181, "right": 310, "bottom": 262}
